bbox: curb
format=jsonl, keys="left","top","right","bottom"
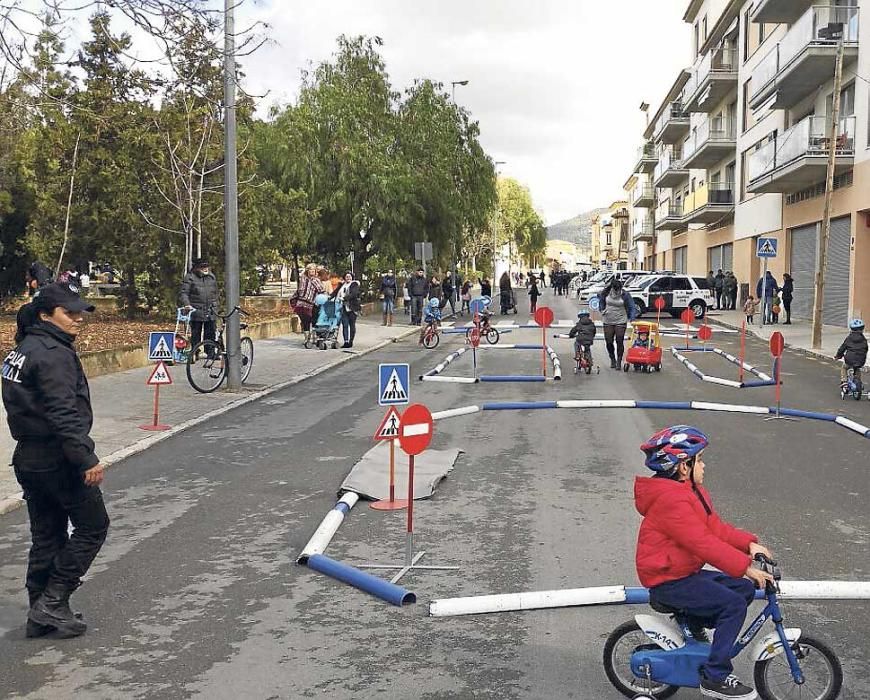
{"left": 709, "top": 317, "right": 835, "bottom": 364}
{"left": 0, "top": 326, "right": 419, "bottom": 518}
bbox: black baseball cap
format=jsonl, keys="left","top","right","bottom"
{"left": 33, "top": 282, "right": 95, "bottom": 313}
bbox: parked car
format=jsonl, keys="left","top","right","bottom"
{"left": 577, "top": 270, "right": 662, "bottom": 303}
{"left": 625, "top": 274, "right": 714, "bottom": 320}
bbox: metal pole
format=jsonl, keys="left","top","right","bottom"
{"left": 760, "top": 258, "right": 768, "bottom": 328}
{"left": 405, "top": 455, "right": 415, "bottom": 567}
{"left": 812, "top": 32, "right": 845, "bottom": 350}
{"left": 223, "top": 0, "right": 241, "bottom": 390}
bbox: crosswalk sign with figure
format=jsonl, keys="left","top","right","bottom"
{"left": 148, "top": 332, "right": 175, "bottom": 361}
{"left": 378, "top": 363, "right": 410, "bottom": 406}
{"left": 756, "top": 237, "right": 778, "bottom": 258}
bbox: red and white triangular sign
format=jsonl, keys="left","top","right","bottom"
{"left": 373, "top": 406, "right": 402, "bottom": 441}
{"left": 146, "top": 360, "right": 173, "bottom": 386}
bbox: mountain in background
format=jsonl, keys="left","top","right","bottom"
{"left": 546, "top": 208, "right": 606, "bottom": 250}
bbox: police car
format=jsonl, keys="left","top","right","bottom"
{"left": 625, "top": 274, "right": 714, "bottom": 320}
{"left": 576, "top": 270, "right": 661, "bottom": 303}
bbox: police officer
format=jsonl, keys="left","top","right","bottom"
{"left": 2, "top": 282, "right": 110, "bottom": 638}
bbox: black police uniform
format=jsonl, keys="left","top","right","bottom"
{"left": 1, "top": 284, "right": 109, "bottom": 635}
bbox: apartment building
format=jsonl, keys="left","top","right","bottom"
{"left": 628, "top": 0, "right": 869, "bottom": 325}
{"left": 591, "top": 201, "right": 631, "bottom": 269}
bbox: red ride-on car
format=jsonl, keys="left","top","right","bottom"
{"left": 623, "top": 321, "right": 663, "bottom": 373}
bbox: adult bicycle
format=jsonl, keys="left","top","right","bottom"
{"left": 186, "top": 306, "right": 254, "bottom": 393}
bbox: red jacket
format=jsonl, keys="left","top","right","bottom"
{"left": 635, "top": 476, "right": 757, "bottom": 588}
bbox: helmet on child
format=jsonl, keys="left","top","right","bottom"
{"left": 849, "top": 318, "right": 865, "bottom": 331}
{"left": 641, "top": 425, "right": 709, "bottom": 473}
{"left": 577, "top": 309, "right": 590, "bottom": 317}
{"left": 428, "top": 297, "right": 440, "bottom": 308}
{"left": 314, "top": 293, "right": 328, "bottom": 305}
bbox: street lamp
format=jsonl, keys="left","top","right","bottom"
{"left": 450, "top": 80, "right": 470, "bottom": 303}
{"left": 493, "top": 161, "right": 506, "bottom": 283}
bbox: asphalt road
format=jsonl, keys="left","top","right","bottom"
{"left": 1, "top": 289, "right": 868, "bottom": 699}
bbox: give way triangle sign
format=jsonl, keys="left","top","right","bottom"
{"left": 373, "top": 406, "right": 402, "bottom": 441}
{"left": 146, "top": 360, "right": 173, "bottom": 386}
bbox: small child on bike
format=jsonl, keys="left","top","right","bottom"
{"left": 568, "top": 309, "right": 596, "bottom": 364}
{"left": 419, "top": 297, "right": 442, "bottom": 345}
{"left": 635, "top": 425, "right": 775, "bottom": 699}
{"left": 834, "top": 318, "right": 867, "bottom": 388}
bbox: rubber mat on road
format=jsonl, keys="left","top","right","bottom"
{"left": 340, "top": 442, "right": 461, "bottom": 501}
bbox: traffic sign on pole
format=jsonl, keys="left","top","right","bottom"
{"left": 148, "top": 332, "right": 175, "bottom": 362}
{"left": 371, "top": 406, "right": 408, "bottom": 512}
{"left": 698, "top": 325, "right": 713, "bottom": 342}
{"left": 141, "top": 361, "right": 172, "bottom": 431}
{"left": 374, "top": 406, "right": 402, "bottom": 441}
{"left": 146, "top": 361, "right": 173, "bottom": 386}
{"left": 534, "top": 306, "right": 554, "bottom": 377}
{"left": 680, "top": 308, "right": 694, "bottom": 348}
{"left": 398, "top": 404, "right": 433, "bottom": 456}
{"left": 769, "top": 331, "right": 785, "bottom": 357}
{"left": 379, "top": 363, "right": 410, "bottom": 406}
{"left": 756, "top": 237, "right": 778, "bottom": 258}
{"left": 653, "top": 296, "right": 666, "bottom": 311}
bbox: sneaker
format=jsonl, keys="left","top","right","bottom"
{"left": 700, "top": 673, "right": 757, "bottom": 699}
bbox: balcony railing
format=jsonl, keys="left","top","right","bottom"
{"left": 654, "top": 101, "right": 689, "bottom": 139}
{"left": 683, "top": 117, "right": 737, "bottom": 161}
{"left": 632, "top": 219, "right": 655, "bottom": 241}
{"left": 748, "top": 115, "right": 856, "bottom": 183}
{"left": 751, "top": 6, "right": 860, "bottom": 103}
{"left": 654, "top": 149, "right": 685, "bottom": 181}
{"left": 632, "top": 182, "right": 655, "bottom": 206}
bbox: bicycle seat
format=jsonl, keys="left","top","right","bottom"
{"left": 650, "top": 600, "right": 685, "bottom": 615}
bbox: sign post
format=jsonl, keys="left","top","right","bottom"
{"left": 371, "top": 407, "right": 408, "bottom": 511}
{"left": 739, "top": 318, "right": 747, "bottom": 384}
{"left": 757, "top": 237, "right": 778, "bottom": 328}
{"left": 654, "top": 295, "right": 665, "bottom": 328}
{"left": 534, "top": 306, "right": 554, "bottom": 377}
{"left": 140, "top": 361, "right": 172, "bottom": 431}
{"left": 469, "top": 326, "right": 480, "bottom": 379}
{"left": 680, "top": 308, "right": 695, "bottom": 349}
{"left": 764, "top": 332, "right": 795, "bottom": 421}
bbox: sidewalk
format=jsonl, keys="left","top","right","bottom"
{"left": 709, "top": 309, "right": 846, "bottom": 360}
{"left": 1, "top": 317, "right": 418, "bottom": 514}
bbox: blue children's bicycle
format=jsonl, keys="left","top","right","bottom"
{"left": 840, "top": 366, "right": 865, "bottom": 401}
{"left": 603, "top": 556, "right": 842, "bottom": 699}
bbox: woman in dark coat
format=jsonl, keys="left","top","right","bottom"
{"left": 529, "top": 278, "right": 540, "bottom": 313}
{"left": 781, "top": 273, "right": 794, "bottom": 325}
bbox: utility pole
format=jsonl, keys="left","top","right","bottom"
{"left": 812, "top": 22, "right": 845, "bottom": 349}
{"left": 223, "top": 0, "right": 241, "bottom": 390}
{"left": 492, "top": 161, "right": 506, "bottom": 282}
{"left": 451, "top": 80, "right": 469, "bottom": 303}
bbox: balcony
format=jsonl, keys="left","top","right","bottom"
{"left": 682, "top": 116, "right": 737, "bottom": 170}
{"left": 632, "top": 218, "right": 655, "bottom": 243}
{"left": 750, "top": 6, "right": 859, "bottom": 110}
{"left": 655, "top": 202, "right": 686, "bottom": 231}
{"left": 631, "top": 182, "right": 655, "bottom": 208}
{"left": 683, "top": 182, "right": 735, "bottom": 224}
{"left": 683, "top": 48, "right": 738, "bottom": 113}
{"left": 752, "top": 0, "right": 813, "bottom": 25}
{"left": 653, "top": 102, "right": 690, "bottom": 144}
{"left": 634, "top": 142, "right": 658, "bottom": 174}
{"left": 653, "top": 150, "right": 689, "bottom": 189}
{"left": 747, "top": 115, "right": 855, "bottom": 194}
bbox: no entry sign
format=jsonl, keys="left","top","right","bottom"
{"left": 398, "top": 403, "right": 434, "bottom": 456}
{"left": 469, "top": 327, "right": 481, "bottom": 348}
{"left": 654, "top": 296, "right": 666, "bottom": 311}
{"left": 534, "top": 306, "right": 554, "bottom": 327}
{"left": 698, "top": 325, "right": 713, "bottom": 342}
{"left": 680, "top": 308, "right": 695, "bottom": 325}
{"left": 769, "top": 331, "right": 785, "bottom": 358}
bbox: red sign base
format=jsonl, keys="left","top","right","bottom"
{"left": 139, "top": 423, "right": 171, "bottom": 431}
{"left": 370, "top": 499, "right": 409, "bottom": 511}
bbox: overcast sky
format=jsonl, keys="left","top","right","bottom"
{"left": 240, "top": 0, "right": 692, "bottom": 226}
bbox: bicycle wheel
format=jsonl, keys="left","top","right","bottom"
{"left": 187, "top": 340, "right": 225, "bottom": 393}
{"left": 485, "top": 327, "right": 500, "bottom": 344}
{"left": 240, "top": 336, "right": 254, "bottom": 383}
{"left": 754, "top": 634, "right": 842, "bottom": 700}
{"left": 423, "top": 329, "right": 440, "bottom": 349}
{"left": 602, "top": 621, "right": 679, "bottom": 699}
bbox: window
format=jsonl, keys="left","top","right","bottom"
{"left": 827, "top": 82, "right": 856, "bottom": 117}
{"left": 694, "top": 22, "right": 700, "bottom": 58}
{"left": 702, "top": 16, "right": 708, "bottom": 43}
{"left": 744, "top": 12, "right": 776, "bottom": 60}
{"left": 649, "top": 277, "right": 672, "bottom": 293}
{"left": 672, "top": 278, "right": 692, "bottom": 291}
{"left": 674, "top": 247, "right": 688, "bottom": 273}
{"left": 694, "top": 277, "right": 710, "bottom": 290}
{"left": 709, "top": 243, "right": 734, "bottom": 272}
{"left": 743, "top": 79, "right": 756, "bottom": 132}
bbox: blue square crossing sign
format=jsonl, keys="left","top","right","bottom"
{"left": 378, "top": 363, "right": 409, "bottom": 406}
{"left": 148, "top": 332, "right": 175, "bottom": 362}
{"left": 756, "top": 237, "right": 778, "bottom": 258}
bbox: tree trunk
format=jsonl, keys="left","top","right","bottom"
{"left": 55, "top": 132, "right": 81, "bottom": 277}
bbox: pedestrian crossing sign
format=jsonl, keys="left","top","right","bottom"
{"left": 756, "top": 237, "right": 778, "bottom": 258}
{"left": 374, "top": 406, "right": 403, "bottom": 440}
{"left": 148, "top": 332, "right": 175, "bottom": 361}
{"left": 378, "top": 363, "right": 410, "bottom": 406}
{"left": 146, "top": 360, "right": 173, "bottom": 386}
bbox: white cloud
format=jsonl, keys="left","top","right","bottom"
{"left": 238, "top": 0, "right": 692, "bottom": 224}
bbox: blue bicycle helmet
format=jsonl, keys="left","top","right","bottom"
{"left": 849, "top": 318, "right": 865, "bottom": 331}
{"left": 428, "top": 297, "right": 440, "bottom": 308}
{"left": 641, "top": 425, "right": 709, "bottom": 473}
{"left": 314, "top": 293, "right": 328, "bottom": 305}
{"left": 577, "top": 309, "right": 590, "bottom": 317}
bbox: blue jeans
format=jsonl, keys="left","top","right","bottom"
{"left": 382, "top": 296, "right": 395, "bottom": 315}
{"left": 650, "top": 570, "right": 756, "bottom": 681}
{"left": 340, "top": 310, "right": 357, "bottom": 345}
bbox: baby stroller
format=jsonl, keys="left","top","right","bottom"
{"left": 500, "top": 287, "right": 518, "bottom": 315}
{"left": 306, "top": 293, "right": 341, "bottom": 350}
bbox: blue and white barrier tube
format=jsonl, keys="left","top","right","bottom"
{"left": 307, "top": 554, "right": 416, "bottom": 606}
{"left": 420, "top": 347, "right": 469, "bottom": 380}
{"left": 712, "top": 347, "right": 773, "bottom": 382}
{"left": 429, "top": 581, "right": 870, "bottom": 617}
{"left": 297, "top": 492, "right": 359, "bottom": 563}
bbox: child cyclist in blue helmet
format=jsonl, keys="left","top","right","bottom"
{"left": 419, "top": 297, "right": 442, "bottom": 346}
{"left": 835, "top": 318, "right": 867, "bottom": 389}
{"left": 635, "top": 426, "right": 775, "bottom": 699}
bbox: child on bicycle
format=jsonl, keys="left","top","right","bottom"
{"left": 568, "top": 309, "right": 596, "bottom": 365}
{"left": 635, "top": 425, "right": 775, "bottom": 699}
{"left": 419, "top": 297, "right": 442, "bottom": 346}
{"left": 834, "top": 318, "right": 867, "bottom": 388}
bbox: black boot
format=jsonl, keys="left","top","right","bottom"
{"left": 29, "top": 584, "right": 87, "bottom": 638}
{"left": 609, "top": 355, "right": 617, "bottom": 369}
{"left": 26, "top": 590, "right": 53, "bottom": 638}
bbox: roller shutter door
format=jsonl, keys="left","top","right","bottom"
{"left": 788, "top": 216, "right": 851, "bottom": 325}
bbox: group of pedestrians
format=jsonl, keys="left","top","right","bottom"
{"left": 550, "top": 270, "right": 572, "bottom": 296}
{"left": 291, "top": 263, "right": 361, "bottom": 348}
{"left": 705, "top": 269, "right": 739, "bottom": 311}
{"left": 748, "top": 271, "right": 793, "bottom": 325}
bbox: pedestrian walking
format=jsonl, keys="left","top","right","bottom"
{"left": 714, "top": 270, "right": 725, "bottom": 310}
{"left": 479, "top": 276, "right": 492, "bottom": 299}
{"left": 336, "top": 271, "right": 361, "bottom": 348}
{"left": 460, "top": 279, "right": 472, "bottom": 316}
{"left": 441, "top": 272, "right": 456, "bottom": 317}
{"left": 540, "top": 270, "right": 546, "bottom": 287}
{"left": 407, "top": 268, "right": 429, "bottom": 325}
{"left": 706, "top": 270, "right": 716, "bottom": 292}
{"left": 25, "top": 261, "right": 54, "bottom": 296}
{"left": 379, "top": 269, "right": 397, "bottom": 326}
{"left": 2, "top": 283, "right": 110, "bottom": 638}
{"left": 499, "top": 271, "right": 513, "bottom": 314}
{"left": 179, "top": 258, "right": 219, "bottom": 348}
{"left": 781, "top": 273, "right": 794, "bottom": 324}
{"left": 724, "top": 272, "right": 738, "bottom": 311}
{"left": 743, "top": 295, "right": 758, "bottom": 325}
{"left": 529, "top": 277, "right": 540, "bottom": 313}
{"left": 402, "top": 279, "right": 411, "bottom": 318}
{"left": 597, "top": 278, "right": 637, "bottom": 370}
{"left": 290, "top": 263, "right": 324, "bottom": 342}
{"left": 755, "top": 271, "right": 779, "bottom": 324}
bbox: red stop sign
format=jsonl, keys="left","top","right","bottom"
{"left": 698, "top": 325, "right": 713, "bottom": 341}
{"left": 534, "top": 306, "right": 554, "bottom": 327}
{"left": 769, "top": 331, "right": 785, "bottom": 358}
{"left": 680, "top": 308, "right": 695, "bottom": 324}
{"left": 469, "top": 327, "right": 481, "bottom": 348}
{"left": 398, "top": 404, "right": 434, "bottom": 456}
{"left": 654, "top": 296, "right": 666, "bottom": 311}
